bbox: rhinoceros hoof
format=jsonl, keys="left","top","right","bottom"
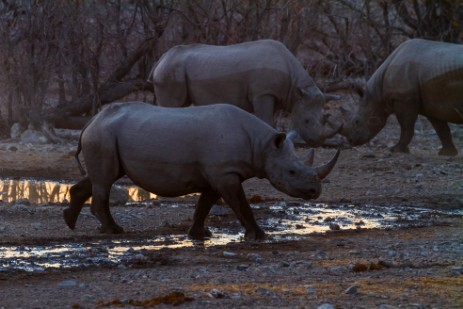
{"left": 244, "top": 229, "right": 266, "bottom": 241}
{"left": 99, "top": 224, "right": 124, "bottom": 234}
{"left": 438, "top": 147, "right": 458, "bottom": 156}
{"left": 391, "top": 145, "right": 410, "bottom": 154}
{"left": 63, "top": 208, "right": 77, "bottom": 230}
{"left": 188, "top": 227, "right": 212, "bottom": 240}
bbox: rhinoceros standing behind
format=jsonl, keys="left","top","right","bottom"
{"left": 150, "top": 39, "right": 341, "bottom": 146}
{"left": 341, "top": 38, "right": 463, "bottom": 156}
{"left": 63, "top": 102, "right": 340, "bottom": 240}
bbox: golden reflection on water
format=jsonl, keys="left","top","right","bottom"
{"left": 0, "top": 179, "right": 158, "bottom": 204}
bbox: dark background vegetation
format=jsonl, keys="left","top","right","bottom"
{"left": 0, "top": 0, "right": 461, "bottom": 138}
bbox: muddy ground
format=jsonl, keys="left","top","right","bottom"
{"left": 0, "top": 116, "right": 462, "bottom": 308}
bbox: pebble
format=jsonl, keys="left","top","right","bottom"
{"left": 329, "top": 223, "right": 341, "bottom": 231}
{"left": 208, "top": 288, "right": 227, "bottom": 298}
{"left": 210, "top": 205, "right": 230, "bottom": 216}
{"left": 344, "top": 285, "right": 359, "bottom": 294}
{"left": 317, "top": 303, "right": 335, "bottom": 309}
{"left": 57, "top": 279, "right": 77, "bottom": 288}
{"left": 247, "top": 253, "right": 263, "bottom": 263}
{"left": 236, "top": 264, "right": 249, "bottom": 271}
{"left": 223, "top": 251, "right": 238, "bottom": 258}
{"left": 31, "top": 223, "right": 42, "bottom": 230}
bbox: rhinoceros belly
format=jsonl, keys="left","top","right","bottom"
{"left": 420, "top": 68, "right": 463, "bottom": 124}
{"left": 122, "top": 159, "right": 208, "bottom": 197}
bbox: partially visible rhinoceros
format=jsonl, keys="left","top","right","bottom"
{"left": 150, "top": 39, "right": 340, "bottom": 146}
{"left": 341, "top": 38, "right": 463, "bottom": 156}
{"left": 63, "top": 102, "right": 340, "bottom": 240}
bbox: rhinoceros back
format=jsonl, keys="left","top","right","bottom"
{"left": 152, "top": 40, "right": 314, "bottom": 109}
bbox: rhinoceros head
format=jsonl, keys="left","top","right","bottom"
{"left": 264, "top": 133, "right": 340, "bottom": 200}
{"left": 340, "top": 88, "right": 389, "bottom": 146}
{"left": 291, "top": 86, "right": 342, "bottom": 146}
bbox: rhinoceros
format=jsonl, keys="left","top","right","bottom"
{"left": 150, "top": 39, "right": 341, "bottom": 146}
{"left": 63, "top": 102, "right": 340, "bottom": 240}
{"left": 341, "top": 38, "right": 463, "bottom": 156}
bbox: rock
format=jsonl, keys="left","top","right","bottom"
{"left": 236, "top": 264, "right": 249, "bottom": 271}
{"left": 256, "top": 287, "right": 275, "bottom": 297}
{"left": 17, "top": 198, "right": 31, "bottom": 206}
{"left": 8, "top": 145, "right": 18, "bottom": 152}
{"left": 280, "top": 260, "right": 290, "bottom": 267}
{"left": 31, "top": 223, "right": 42, "bottom": 230}
{"left": 58, "top": 279, "right": 77, "bottom": 288}
{"left": 10, "top": 123, "right": 22, "bottom": 139}
{"left": 210, "top": 204, "right": 230, "bottom": 216}
{"left": 208, "top": 288, "right": 227, "bottom": 298}
{"left": 247, "top": 253, "right": 263, "bottom": 263}
{"left": 20, "top": 129, "right": 48, "bottom": 144}
{"left": 344, "top": 285, "right": 359, "bottom": 294}
{"left": 317, "top": 303, "right": 335, "bottom": 309}
{"left": 451, "top": 266, "right": 463, "bottom": 275}
{"left": 329, "top": 223, "right": 341, "bottom": 231}
{"left": 223, "top": 251, "right": 237, "bottom": 258}
{"left": 109, "top": 186, "right": 129, "bottom": 206}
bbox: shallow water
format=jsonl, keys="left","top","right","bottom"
{"left": 1, "top": 200, "right": 461, "bottom": 273}
{"left": 0, "top": 178, "right": 157, "bottom": 204}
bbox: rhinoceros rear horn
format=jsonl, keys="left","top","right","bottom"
{"left": 314, "top": 149, "right": 340, "bottom": 180}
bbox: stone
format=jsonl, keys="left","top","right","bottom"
{"left": 20, "top": 129, "right": 48, "bottom": 144}
{"left": 345, "top": 285, "right": 359, "bottom": 294}
{"left": 317, "top": 303, "right": 335, "bottom": 309}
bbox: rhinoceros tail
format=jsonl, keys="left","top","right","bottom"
{"left": 75, "top": 131, "right": 86, "bottom": 176}
{"left": 75, "top": 118, "right": 95, "bottom": 176}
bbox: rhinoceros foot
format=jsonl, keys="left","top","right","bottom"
{"left": 188, "top": 227, "right": 212, "bottom": 240}
{"left": 391, "top": 144, "right": 410, "bottom": 154}
{"left": 244, "top": 228, "right": 266, "bottom": 241}
{"left": 63, "top": 208, "right": 78, "bottom": 230}
{"left": 438, "top": 146, "right": 458, "bottom": 156}
{"left": 99, "top": 224, "right": 124, "bottom": 234}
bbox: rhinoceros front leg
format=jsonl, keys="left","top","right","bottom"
{"left": 63, "top": 176, "right": 92, "bottom": 230}
{"left": 217, "top": 177, "right": 265, "bottom": 240}
{"left": 188, "top": 189, "right": 220, "bottom": 240}
{"left": 91, "top": 184, "right": 124, "bottom": 234}
{"left": 427, "top": 116, "right": 458, "bottom": 156}
{"left": 253, "top": 95, "right": 275, "bottom": 127}
{"left": 391, "top": 103, "right": 418, "bottom": 154}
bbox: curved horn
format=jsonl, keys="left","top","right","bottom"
{"left": 314, "top": 149, "right": 340, "bottom": 180}
{"left": 305, "top": 149, "right": 314, "bottom": 166}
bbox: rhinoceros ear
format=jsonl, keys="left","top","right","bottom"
{"left": 273, "top": 133, "right": 286, "bottom": 149}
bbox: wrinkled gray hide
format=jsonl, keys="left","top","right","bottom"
{"left": 342, "top": 38, "right": 463, "bottom": 156}
{"left": 63, "top": 102, "right": 340, "bottom": 240}
{"left": 150, "top": 39, "right": 340, "bottom": 146}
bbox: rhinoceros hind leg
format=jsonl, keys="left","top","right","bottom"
{"left": 91, "top": 185, "right": 124, "bottom": 234}
{"left": 217, "top": 177, "right": 266, "bottom": 241}
{"left": 188, "top": 189, "right": 220, "bottom": 239}
{"left": 427, "top": 117, "right": 458, "bottom": 156}
{"left": 64, "top": 177, "right": 92, "bottom": 230}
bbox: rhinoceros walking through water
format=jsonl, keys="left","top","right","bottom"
{"left": 341, "top": 38, "right": 463, "bottom": 156}
{"left": 63, "top": 102, "right": 340, "bottom": 240}
{"left": 150, "top": 39, "right": 341, "bottom": 146}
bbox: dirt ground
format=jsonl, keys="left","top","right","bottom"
{"left": 0, "top": 116, "right": 462, "bottom": 308}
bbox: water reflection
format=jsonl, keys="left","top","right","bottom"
{"left": 0, "top": 179, "right": 157, "bottom": 204}
{"left": 1, "top": 202, "right": 461, "bottom": 273}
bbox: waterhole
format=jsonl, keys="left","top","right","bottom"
{"left": 0, "top": 179, "right": 462, "bottom": 272}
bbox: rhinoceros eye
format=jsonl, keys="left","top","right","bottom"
{"left": 304, "top": 119, "right": 310, "bottom": 124}
{"left": 289, "top": 170, "right": 296, "bottom": 176}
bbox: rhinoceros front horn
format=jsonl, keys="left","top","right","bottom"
{"left": 314, "top": 149, "right": 340, "bottom": 180}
